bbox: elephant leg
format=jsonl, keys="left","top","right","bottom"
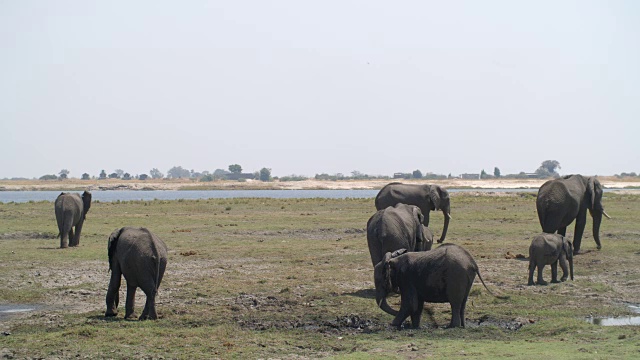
{"left": 105, "top": 268, "right": 122, "bottom": 317}
{"left": 140, "top": 285, "right": 158, "bottom": 320}
{"left": 60, "top": 233, "right": 68, "bottom": 249}
{"left": 391, "top": 289, "right": 415, "bottom": 328}
{"left": 559, "top": 257, "right": 569, "bottom": 282}
{"left": 60, "top": 228, "right": 73, "bottom": 248}
{"left": 124, "top": 283, "right": 138, "bottom": 319}
{"left": 72, "top": 220, "right": 84, "bottom": 247}
{"left": 551, "top": 261, "right": 560, "bottom": 283}
{"left": 536, "top": 265, "right": 548, "bottom": 285}
{"left": 460, "top": 297, "right": 469, "bottom": 328}
{"left": 528, "top": 261, "right": 536, "bottom": 286}
{"left": 410, "top": 300, "right": 424, "bottom": 329}
{"left": 448, "top": 302, "right": 462, "bottom": 328}
{"left": 573, "top": 212, "right": 587, "bottom": 254}
{"left": 68, "top": 228, "right": 75, "bottom": 246}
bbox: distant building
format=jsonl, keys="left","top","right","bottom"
{"left": 225, "top": 173, "right": 255, "bottom": 180}
{"left": 393, "top": 173, "right": 412, "bottom": 179}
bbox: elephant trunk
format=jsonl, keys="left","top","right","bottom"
{"left": 376, "top": 289, "right": 398, "bottom": 316}
{"left": 592, "top": 211, "right": 603, "bottom": 250}
{"left": 437, "top": 207, "right": 451, "bottom": 243}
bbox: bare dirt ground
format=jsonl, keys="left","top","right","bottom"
{"left": 1, "top": 177, "right": 639, "bottom": 191}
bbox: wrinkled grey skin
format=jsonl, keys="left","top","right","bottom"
{"left": 528, "top": 233, "right": 574, "bottom": 286}
{"left": 375, "top": 182, "right": 451, "bottom": 243}
{"left": 54, "top": 191, "right": 92, "bottom": 248}
{"left": 367, "top": 204, "right": 432, "bottom": 267}
{"left": 374, "top": 244, "right": 500, "bottom": 328}
{"left": 105, "top": 227, "right": 168, "bottom": 320}
{"left": 536, "top": 174, "right": 611, "bottom": 254}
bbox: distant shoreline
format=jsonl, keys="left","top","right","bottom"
{"left": 1, "top": 177, "right": 638, "bottom": 192}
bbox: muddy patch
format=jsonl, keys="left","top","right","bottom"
{"left": 230, "top": 294, "right": 529, "bottom": 334}
{"left": 236, "top": 313, "right": 385, "bottom": 334}
{"left": 469, "top": 314, "right": 534, "bottom": 331}
{"left": 0, "top": 232, "right": 56, "bottom": 240}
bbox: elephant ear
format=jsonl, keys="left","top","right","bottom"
{"left": 107, "top": 228, "right": 124, "bottom": 272}
{"left": 82, "top": 191, "right": 92, "bottom": 216}
{"left": 587, "top": 177, "right": 603, "bottom": 210}
{"left": 429, "top": 186, "right": 441, "bottom": 211}
{"left": 412, "top": 206, "right": 425, "bottom": 246}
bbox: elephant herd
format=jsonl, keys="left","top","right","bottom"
{"left": 53, "top": 174, "right": 610, "bottom": 327}
{"left": 367, "top": 175, "right": 610, "bottom": 328}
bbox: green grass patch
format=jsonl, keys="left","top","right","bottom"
{"left": 1, "top": 194, "right": 640, "bottom": 358}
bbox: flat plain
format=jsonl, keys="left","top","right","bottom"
{"left": 1, "top": 189, "right": 639, "bottom": 359}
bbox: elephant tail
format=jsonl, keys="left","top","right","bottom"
{"left": 474, "top": 270, "right": 510, "bottom": 300}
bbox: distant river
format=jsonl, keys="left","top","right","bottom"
{"left": 0, "top": 189, "right": 545, "bottom": 203}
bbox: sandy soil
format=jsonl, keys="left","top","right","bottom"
{"left": 1, "top": 177, "right": 639, "bottom": 191}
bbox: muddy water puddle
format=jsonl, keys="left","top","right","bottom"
{"left": 587, "top": 304, "right": 640, "bottom": 326}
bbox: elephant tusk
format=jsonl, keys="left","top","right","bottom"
{"left": 602, "top": 210, "right": 612, "bottom": 219}
{"left": 447, "top": 213, "right": 452, "bottom": 220}
{"left": 377, "top": 298, "right": 383, "bottom": 307}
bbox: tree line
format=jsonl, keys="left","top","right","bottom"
{"left": 37, "top": 164, "right": 273, "bottom": 182}
{"left": 29, "top": 160, "right": 640, "bottom": 182}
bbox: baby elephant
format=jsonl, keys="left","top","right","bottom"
{"left": 374, "top": 244, "right": 504, "bottom": 328}
{"left": 528, "top": 233, "right": 573, "bottom": 286}
{"left": 105, "top": 227, "right": 168, "bottom": 320}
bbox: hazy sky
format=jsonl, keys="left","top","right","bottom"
{"left": 1, "top": 1, "right": 639, "bottom": 179}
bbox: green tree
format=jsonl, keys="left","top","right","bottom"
{"left": 213, "top": 169, "right": 229, "bottom": 180}
{"left": 351, "top": 170, "right": 368, "bottom": 179}
{"left": 259, "top": 168, "right": 272, "bottom": 182}
{"left": 228, "top": 164, "right": 242, "bottom": 174}
{"left": 494, "top": 167, "right": 501, "bottom": 178}
{"left": 58, "top": 169, "right": 69, "bottom": 179}
{"left": 99, "top": 170, "right": 107, "bottom": 180}
{"left": 122, "top": 173, "right": 131, "bottom": 180}
{"left": 167, "top": 166, "right": 190, "bottom": 179}
{"left": 412, "top": 170, "right": 423, "bottom": 179}
{"left": 39, "top": 174, "right": 58, "bottom": 180}
{"left": 150, "top": 168, "right": 163, "bottom": 179}
{"left": 200, "top": 174, "right": 215, "bottom": 182}
{"left": 535, "top": 160, "right": 561, "bottom": 178}
{"left": 108, "top": 172, "right": 119, "bottom": 179}
{"left": 81, "top": 173, "right": 90, "bottom": 180}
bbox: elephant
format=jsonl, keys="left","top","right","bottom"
{"left": 536, "top": 174, "right": 611, "bottom": 254}
{"left": 54, "top": 191, "right": 92, "bottom": 248}
{"left": 367, "top": 203, "right": 433, "bottom": 267}
{"left": 528, "top": 233, "right": 573, "bottom": 286}
{"left": 375, "top": 182, "right": 451, "bottom": 243}
{"left": 374, "top": 244, "right": 504, "bottom": 328}
{"left": 105, "top": 227, "right": 168, "bottom": 320}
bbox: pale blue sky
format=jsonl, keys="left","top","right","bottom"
{"left": 1, "top": 1, "right": 638, "bottom": 178}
